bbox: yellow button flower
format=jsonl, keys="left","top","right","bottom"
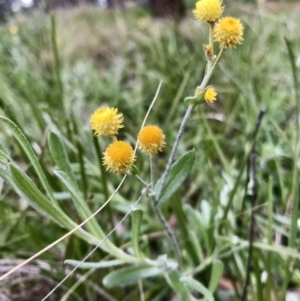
{"left": 138, "top": 125, "right": 166, "bottom": 155}
{"left": 103, "top": 141, "right": 135, "bottom": 173}
{"left": 193, "top": 0, "right": 224, "bottom": 23}
{"left": 90, "top": 107, "right": 124, "bottom": 137}
{"left": 213, "top": 17, "right": 244, "bottom": 48}
{"left": 204, "top": 87, "right": 217, "bottom": 103}
{"left": 9, "top": 25, "right": 19, "bottom": 35}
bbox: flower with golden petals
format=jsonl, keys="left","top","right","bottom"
{"left": 204, "top": 87, "right": 217, "bottom": 103}
{"left": 138, "top": 125, "right": 166, "bottom": 155}
{"left": 90, "top": 107, "right": 124, "bottom": 137}
{"left": 193, "top": 0, "right": 224, "bottom": 23}
{"left": 213, "top": 17, "right": 244, "bottom": 48}
{"left": 103, "top": 141, "right": 135, "bottom": 173}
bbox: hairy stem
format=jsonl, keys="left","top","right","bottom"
{"left": 156, "top": 46, "right": 225, "bottom": 202}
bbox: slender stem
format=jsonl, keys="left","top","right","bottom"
{"left": 288, "top": 35, "right": 300, "bottom": 255}
{"left": 209, "top": 24, "right": 213, "bottom": 47}
{"left": 93, "top": 137, "right": 109, "bottom": 200}
{"left": 241, "top": 145, "right": 257, "bottom": 301}
{"left": 138, "top": 280, "right": 145, "bottom": 301}
{"left": 266, "top": 176, "right": 273, "bottom": 300}
{"left": 151, "top": 197, "right": 182, "bottom": 269}
{"left": 76, "top": 139, "right": 88, "bottom": 200}
{"left": 241, "top": 109, "right": 266, "bottom": 212}
{"left": 284, "top": 42, "right": 300, "bottom": 298}
{"left": 93, "top": 136, "right": 117, "bottom": 244}
{"left": 207, "top": 23, "right": 214, "bottom": 71}
{"left": 41, "top": 192, "right": 148, "bottom": 301}
{"left": 155, "top": 104, "right": 194, "bottom": 201}
{"left": 131, "top": 161, "right": 181, "bottom": 267}
{"left": 50, "top": 12, "right": 63, "bottom": 107}
{"left": 200, "top": 46, "right": 225, "bottom": 90}
{"left": 156, "top": 47, "right": 226, "bottom": 202}
{"left": 222, "top": 109, "right": 265, "bottom": 222}
{"left": 150, "top": 155, "right": 154, "bottom": 190}
{"left": 241, "top": 109, "right": 265, "bottom": 301}
{"left": 133, "top": 175, "right": 149, "bottom": 187}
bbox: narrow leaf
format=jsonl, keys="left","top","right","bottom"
{"left": 184, "top": 204, "right": 212, "bottom": 254}
{"left": 54, "top": 170, "right": 104, "bottom": 238}
{"left": 172, "top": 194, "right": 199, "bottom": 265}
{"left": 165, "top": 270, "right": 192, "bottom": 301}
{"left": 0, "top": 116, "right": 57, "bottom": 205}
{"left": 103, "top": 264, "right": 166, "bottom": 288}
{"left": 53, "top": 170, "right": 130, "bottom": 259}
{"left": 208, "top": 260, "right": 224, "bottom": 293}
{"left": 65, "top": 259, "right": 126, "bottom": 269}
{"left": 181, "top": 276, "right": 214, "bottom": 301}
{"left": 7, "top": 163, "right": 99, "bottom": 245}
{"left": 0, "top": 150, "right": 10, "bottom": 164}
{"left": 48, "top": 132, "right": 77, "bottom": 187}
{"left": 155, "top": 150, "right": 195, "bottom": 205}
{"left": 131, "top": 210, "right": 143, "bottom": 260}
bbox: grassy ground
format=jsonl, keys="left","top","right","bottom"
{"left": 0, "top": 2, "right": 300, "bottom": 300}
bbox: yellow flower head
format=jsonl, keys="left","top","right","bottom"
{"left": 90, "top": 107, "right": 124, "bottom": 137}
{"left": 138, "top": 125, "right": 166, "bottom": 155}
{"left": 213, "top": 17, "right": 244, "bottom": 48}
{"left": 103, "top": 141, "right": 135, "bottom": 173}
{"left": 193, "top": 0, "right": 224, "bottom": 23}
{"left": 204, "top": 87, "right": 217, "bottom": 103}
{"left": 9, "top": 25, "right": 19, "bottom": 35}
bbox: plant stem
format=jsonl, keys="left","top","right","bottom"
{"left": 241, "top": 109, "right": 265, "bottom": 301}
{"left": 150, "top": 155, "right": 154, "bottom": 190}
{"left": 131, "top": 171, "right": 181, "bottom": 267}
{"left": 155, "top": 104, "right": 194, "bottom": 201}
{"left": 93, "top": 136, "right": 118, "bottom": 244}
{"left": 50, "top": 12, "right": 63, "bottom": 106}
{"left": 280, "top": 39, "right": 300, "bottom": 300}
{"left": 207, "top": 23, "right": 214, "bottom": 71}
{"left": 133, "top": 175, "right": 149, "bottom": 187}
{"left": 156, "top": 47, "right": 226, "bottom": 202}
{"left": 222, "top": 109, "right": 265, "bottom": 222}
{"left": 151, "top": 197, "right": 182, "bottom": 269}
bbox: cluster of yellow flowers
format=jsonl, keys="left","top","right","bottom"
{"left": 193, "top": 0, "right": 244, "bottom": 104}
{"left": 89, "top": 2, "right": 244, "bottom": 172}
{"left": 90, "top": 107, "right": 166, "bottom": 173}
{"left": 193, "top": 0, "right": 243, "bottom": 48}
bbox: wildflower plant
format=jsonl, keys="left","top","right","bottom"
{"left": 64, "top": 1, "right": 244, "bottom": 297}
{"left": 0, "top": 3, "right": 261, "bottom": 301}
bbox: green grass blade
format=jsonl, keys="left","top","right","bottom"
{"left": 131, "top": 209, "right": 144, "bottom": 260}
{"left": 103, "top": 264, "right": 166, "bottom": 288}
{"left": 181, "top": 276, "right": 214, "bottom": 301}
{"left": 7, "top": 163, "right": 99, "bottom": 245}
{"left": 165, "top": 271, "right": 192, "bottom": 301}
{"left": 54, "top": 170, "right": 135, "bottom": 258}
{"left": 48, "top": 131, "right": 78, "bottom": 187}
{"left": 0, "top": 116, "right": 57, "bottom": 206}
{"left": 172, "top": 193, "right": 199, "bottom": 265}
{"left": 53, "top": 170, "right": 104, "bottom": 237}
{"left": 65, "top": 259, "right": 126, "bottom": 269}
{"left": 155, "top": 150, "right": 195, "bottom": 205}
{"left": 208, "top": 260, "right": 224, "bottom": 293}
